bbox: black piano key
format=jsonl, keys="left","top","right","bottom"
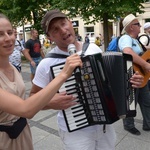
{"left": 72, "top": 108, "right": 84, "bottom": 114}
{"left": 73, "top": 112, "right": 86, "bottom": 118}
{"left": 71, "top": 104, "right": 84, "bottom": 110}
{"left": 75, "top": 117, "right": 87, "bottom": 123}
{"left": 76, "top": 121, "right": 89, "bottom": 127}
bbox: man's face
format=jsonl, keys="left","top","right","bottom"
{"left": 146, "top": 27, "right": 150, "bottom": 34}
{"left": 13, "top": 28, "right": 17, "bottom": 38}
{"left": 32, "top": 30, "right": 38, "bottom": 39}
{"left": 130, "top": 19, "right": 141, "bottom": 35}
{"left": 47, "top": 18, "right": 76, "bottom": 50}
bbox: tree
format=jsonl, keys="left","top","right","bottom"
{"left": 0, "top": 0, "right": 52, "bottom": 34}
{"left": 50, "top": 0, "right": 146, "bottom": 49}
{"left": 0, "top": 0, "right": 146, "bottom": 48}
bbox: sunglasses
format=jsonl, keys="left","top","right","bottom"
{"left": 132, "top": 23, "right": 141, "bottom": 27}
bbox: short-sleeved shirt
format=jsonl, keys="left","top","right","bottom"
{"left": 118, "top": 34, "right": 143, "bottom": 55}
{"left": 9, "top": 40, "right": 25, "bottom": 67}
{"left": 25, "top": 39, "right": 41, "bottom": 58}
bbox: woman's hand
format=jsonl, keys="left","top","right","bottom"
{"left": 61, "top": 54, "right": 82, "bottom": 79}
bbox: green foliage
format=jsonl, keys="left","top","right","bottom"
{"left": 0, "top": 0, "right": 145, "bottom": 30}
{"left": 0, "top": 0, "right": 146, "bottom": 47}
{"left": 0, "top": 0, "right": 52, "bottom": 34}
{"left": 50, "top": 0, "right": 145, "bottom": 23}
{"left": 49, "top": 0, "right": 146, "bottom": 48}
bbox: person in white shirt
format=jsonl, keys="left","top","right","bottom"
{"left": 9, "top": 28, "right": 26, "bottom": 72}
{"left": 30, "top": 10, "right": 144, "bottom": 150}
{"left": 9, "top": 28, "right": 35, "bottom": 72}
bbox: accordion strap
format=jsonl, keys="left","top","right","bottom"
{"left": 45, "top": 53, "right": 68, "bottom": 58}
{"left": 45, "top": 43, "right": 89, "bottom": 59}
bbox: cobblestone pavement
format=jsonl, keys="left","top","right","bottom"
{"left": 22, "top": 62, "right": 150, "bottom": 150}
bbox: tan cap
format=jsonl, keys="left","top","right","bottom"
{"left": 41, "top": 9, "right": 66, "bottom": 34}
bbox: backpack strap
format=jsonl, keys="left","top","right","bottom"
{"left": 116, "top": 36, "right": 121, "bottom": 52}
{"left": 45, "top": 53, "right": 69, "bottom": 58}
{"left": 16, "top": 40, "right": 22, "bottom": 47}
{"left": 81, "top": 42, "right": 90, "bottom": 57}
{"left": 138, "top": 39, "right": 147, "bottom": 52}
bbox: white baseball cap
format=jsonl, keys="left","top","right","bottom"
{"left": 144, "top": 22, "right": 150, "bottom": 29}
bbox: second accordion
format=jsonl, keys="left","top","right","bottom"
{"left": 50, "top": 52, "right": 136, "bottom": 132}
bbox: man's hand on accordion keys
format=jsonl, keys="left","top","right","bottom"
{"left": 47, "top": 93, "right": 77, "bottom": 110}
{"left": 130, "top": 71, "right": 144, "bottom": 88}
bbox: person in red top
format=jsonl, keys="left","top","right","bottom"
{"left": 24, "top": 29, "right": 45, "bottom": 81}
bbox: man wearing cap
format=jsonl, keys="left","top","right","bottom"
{"left": 30, "top": 9, "right": 117, "bottom": 150}
{"left": 118, "top": 14, "right": 150, "bottom": 135}
{"left": 30, "top": 10, "right": 144, "bottom": 149}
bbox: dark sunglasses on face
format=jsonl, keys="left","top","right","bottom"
{"left": 132, "top": 23, "right": 141, "bottom": 27}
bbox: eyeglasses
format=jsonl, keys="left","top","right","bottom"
{"left": 132, "top": 23, "right": 141, "bottom": 27}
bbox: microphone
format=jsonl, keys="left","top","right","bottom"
{"left": 67, "top": 44, "right": 81, "bottom": 77}
{"left": 68, "top": 44, "right": 76, "bottom": 55}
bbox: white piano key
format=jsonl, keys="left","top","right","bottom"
{"left": 59, "top": 85, "right": 77, "bottom": 92}
{"left": 53, "top": 64, "right": 64, "bottom": 70}
{"left": 67, "top": 114, "right": 87, "bottom": 123}
{"left": 67, "top": 103, "right": 83, "bottom": 110}
{"left": 65, "top": 105, "right": 84, "bottom": 115}
{"left": 66, "top": 89, "right": 78, "bottom": 95}
{"left": 59, "top": 80, "right": 76, "bottom": 88}
{"left": 66, "top": 114, "right": 87, "bottom": 124}
{"left": 66, "top": 115, "right": 87, "bottom": 124}
{"left": 66, "top": 110, "right": 85, "bottom": 118}
{"left": 69, "top": 121, "right": 89, "bottom": 131}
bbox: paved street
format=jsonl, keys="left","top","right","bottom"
{"left": 22, "top": 62, "right": 150, "bottom": 150}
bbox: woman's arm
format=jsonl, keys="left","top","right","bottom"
{"left": 0, "top": 54, "right": 82, "bottom": 119}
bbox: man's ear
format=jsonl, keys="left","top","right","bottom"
{"left": 129, "top": 24, "right": 134, "bottom": 31}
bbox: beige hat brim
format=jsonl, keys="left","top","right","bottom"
{"left": 121, "top": 21, "right": 132, "bottom": 34}
{"left": 121, "top": 27, "right": 126, "bottom": 34}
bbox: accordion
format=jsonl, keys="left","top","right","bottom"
{"left": 50, "top": 52, "right": 136, "bottom": 132}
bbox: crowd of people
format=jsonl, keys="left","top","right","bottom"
{"left": 0, "top": 8, "right": 150, "bottom": 150}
